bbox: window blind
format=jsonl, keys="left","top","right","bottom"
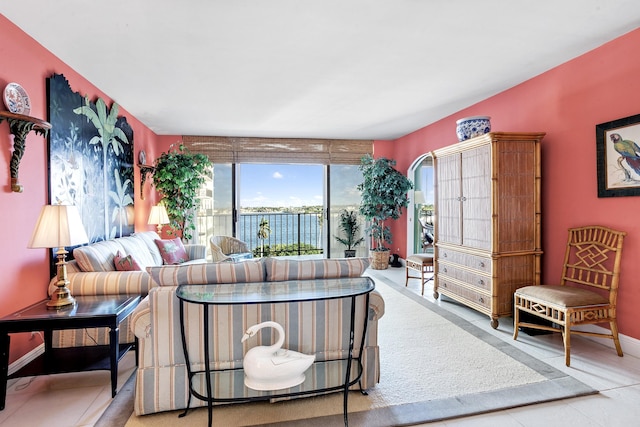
{"left": 182, "top": 136, "right": 372, "bottom": 165}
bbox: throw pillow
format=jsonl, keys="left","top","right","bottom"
{"left": 154, "top": 237, "right": 189, "bottom": 265}
{"left": 113, "top": 250, "right": 142, "bottom": 271}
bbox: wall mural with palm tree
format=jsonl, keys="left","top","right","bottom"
{"left": 47, "top": 74, "right": 134, "bottom": 243}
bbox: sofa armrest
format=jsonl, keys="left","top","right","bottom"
{"left": 131, "top": 295, "right": 151, "bottom": 339}
{"left": 369, "top": 290, "right": 385, "bottom": 320}
{"left": 49, "top": 270, "right": 155, "bottom": 297}
{"left": 184, "top": 244, "right": 206, "bottom": 261}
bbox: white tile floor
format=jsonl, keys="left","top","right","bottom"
{"left": 0, "top": 347, "right": 136, "bottom": 427}
{"left": 1, "top": 265, "right": 639, "bottom": 427}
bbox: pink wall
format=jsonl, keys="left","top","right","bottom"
{"left": 3, "top": 13, "right": 640, "bottom": 363}
{"left": 385, "top": 28, "right": 640, "bottom": 340}
{"left": 0, "top": 16, "right": 173, "bottom": 363}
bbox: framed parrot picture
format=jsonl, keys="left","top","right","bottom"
{"left": 596, "top": 113, "right": 640, "bottom": 197}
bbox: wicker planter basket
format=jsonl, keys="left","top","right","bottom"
{"left": 371, "top": 250, "right": 390, "bottom": 270}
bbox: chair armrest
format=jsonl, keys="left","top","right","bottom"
{"left": 49, "top": 270, "right": 155, "bottom": 297}
{"left": 209, "top": 242, "right": 232, "bottom": 262}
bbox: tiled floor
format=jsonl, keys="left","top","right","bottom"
{"left": 2, "top": 265, "right": 640, "bottom": 427}
{"left": 0, "top": 347, "right": 136, "bottom": 427}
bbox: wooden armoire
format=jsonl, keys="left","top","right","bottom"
{"left": 433, "top": 132, "right": 544, "bottom": 328}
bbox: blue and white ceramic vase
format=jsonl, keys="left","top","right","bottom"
{"left": 456, "top": 116, "right": 491, "bottom": 141}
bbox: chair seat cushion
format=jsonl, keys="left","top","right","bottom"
{"left": 406, "top": 254, "right": 434, "bottom": 264}
{"left": 228, "top": 252, "right": 253, "bottom": 262}
{"left": 516, "top": 285, "right": 608, "bottom": 308}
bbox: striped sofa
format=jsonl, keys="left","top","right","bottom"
{"left": 131, "top": 257, "right": 385, "bottom": 416}
{"left": 47, "top": 231, "right": 206, "bottom": 348}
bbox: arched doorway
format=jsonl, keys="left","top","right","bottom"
{"left": 406, "top": 153, "right": 434, "bottom": 256}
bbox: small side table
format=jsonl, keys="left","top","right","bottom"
{"left": 0, "top": 295, "right": 140, "bottom": 410}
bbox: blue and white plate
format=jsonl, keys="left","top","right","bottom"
{"left": 3, "top": 82, "right": 31, "bottom": 115}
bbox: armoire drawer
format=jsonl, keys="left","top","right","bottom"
{"left": 436, "top": 263, "right": 491, "bottom": 292}
{"left": 437, "top": 278, "right": 491, "bottom": 310}
{"left": 437, "top": 248, "right": 491, "bottom": 274}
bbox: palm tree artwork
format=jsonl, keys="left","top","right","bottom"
{"left": 109, "top": 170, "right": 134, "bottom": 238}
{"left": 74, "top": 96, "right": 132, "bottom": 239}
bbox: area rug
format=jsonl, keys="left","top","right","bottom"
{"left": 103, "top": 273, "right": 595, "bottom": 427}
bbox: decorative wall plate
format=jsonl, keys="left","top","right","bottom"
{"left": 138, "top": 150, "right": 147, "bottom": 165}
{"left": 3, "top": 82, "right": 31, "bottom": 115}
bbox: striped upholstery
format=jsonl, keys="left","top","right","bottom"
{"left": 47, "top": 232, "right": 206, "bottom": 348}
{"left": 264, "top": 257, "right": 370, "bottom": 281}
{"left": 132, "top": 258, "right": 384, "bottom": 415}
{"left": 146, "top": 259, "right": 266, "bottom": 287}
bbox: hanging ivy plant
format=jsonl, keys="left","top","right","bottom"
{"left": 152, "top": 143, "right": 211, "bottom": 240}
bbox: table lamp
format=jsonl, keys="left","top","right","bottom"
{"left": 28, "top": 204, "right": 89, "bottom": 308}
{"left": 148, "top": 204, "right": 169, "bottom": 233}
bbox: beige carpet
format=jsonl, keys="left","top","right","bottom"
{"left": 116, "top": 274, "right": 595, "bottom": 427}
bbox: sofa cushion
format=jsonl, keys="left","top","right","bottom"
{"left": 146, "top": 259, "right": 266, "bottom": 286}
{"left": 114, "top": 251, "right": 142, "bottom": 271}
{"left": 116, "top": 235, "right": 157, "bottom": 269}
{"left": 73, "top": 239, "right": 125, "bottom": 272}
{"left": 132, "top": 231, "right": 163, "bottom": 265}
{"left": 155, "top": 237, "right": 189, "bottom": 265}
{"left": 264, "top": 257, "right": 370, "bottom": 281}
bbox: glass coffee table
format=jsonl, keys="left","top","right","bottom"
{"left": 176, "top": 276, "right": 375, "bottom": 427}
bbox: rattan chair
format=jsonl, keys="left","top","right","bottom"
{"left": 209, "top": 235, "right": 253, "bottom": 262}
{"left": 513, "top": 225, "right": 626, "bottom": 366}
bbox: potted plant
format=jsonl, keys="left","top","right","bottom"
{"left": 334, "top": 209, "right": 365, "bottom": 257}
{"left": 152, "top": 143, "right": 211, "bottom": 241}
{"left": 357, "top": 154, "right": 413, "bottom": 269}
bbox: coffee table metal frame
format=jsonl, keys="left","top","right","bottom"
{"left": 176, "top": 276, "right": 375, "bottom": 427}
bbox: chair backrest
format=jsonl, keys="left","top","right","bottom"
{"left": 560, "top": 226, "right": 626, "bottom": 303}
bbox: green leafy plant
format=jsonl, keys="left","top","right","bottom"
{"left": 152, "top": 143, "right": 211, "bottom": 240}
{"left": 334, "top": 209, "right": 365, "bottom": 255}
{"left": 357, "top": 154, "right": 413, "bottom": 251}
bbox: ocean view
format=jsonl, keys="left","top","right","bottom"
{"left": 237, "top": 212, "right": 323, "bottom": 252}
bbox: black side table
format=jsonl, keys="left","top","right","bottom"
{"left": 0, "top": 295, "right": 140, "bottom": 410}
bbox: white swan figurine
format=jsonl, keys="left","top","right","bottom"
{"left": 241, "top": 321, "right": 315, "bottom": 391}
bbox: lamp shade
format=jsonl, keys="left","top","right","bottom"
{"left": 414, "top": 190, "right": 425, "bottom": 205}
{"left": 148, "top": 205, "right": 170, "bottom": 225}
{"left": 28, "top": 205, "right": 89, "bottom": 249}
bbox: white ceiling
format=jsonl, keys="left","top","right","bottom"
{"left": 2, "top": 1, "right": 640, "bottom": 140}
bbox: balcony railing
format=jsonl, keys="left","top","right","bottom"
{"left": 238, "top": 212, "right": 323, "bottom": 257}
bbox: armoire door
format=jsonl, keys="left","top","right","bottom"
{"left": 460, "top": 144, "right": 492, "bottom": 250}
{"left": 435, "top": 152, "right": 462, "bottom": 245}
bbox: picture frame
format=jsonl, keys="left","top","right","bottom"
{"left": 596, "top": 113, "right": 640, "bottom": 197}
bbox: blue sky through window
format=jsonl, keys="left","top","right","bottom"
{"left": 239, "top": 164, "right": 323, "bottom": 208}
